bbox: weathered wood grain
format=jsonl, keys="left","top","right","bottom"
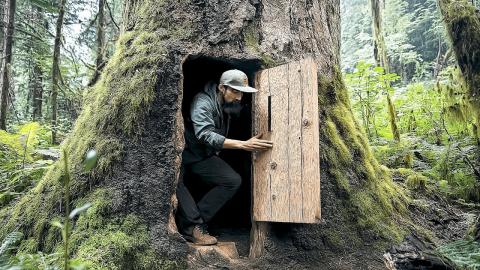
{"left": 252, "top": 58, "right": 320, "bottom": 223}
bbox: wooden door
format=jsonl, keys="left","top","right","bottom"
{"left": 252, "top": 58, "right": 321, "bottom": 223}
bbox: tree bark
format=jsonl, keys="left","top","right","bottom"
{"left": 88, "top": 0, "right": 105, "bottom": 86}
{"left": 370, "top": 0, "right": 389, "bottom": 72}
{"left": 32, "top": 61, "right": 43, "bottom": 121}
{"left": 438, "top": 0, "right": 480, "bottom": 147}
{"left": 0, "top": 0, "right": 408, "bottom": 268}
{"left": 370, "top": 0, "right": 400, "bottom": 142}
{"left": 51, "top": 0, "right": 66, "bottom": 144}
{"left": 0, "top": 0, "right": 16, "bottom": 130}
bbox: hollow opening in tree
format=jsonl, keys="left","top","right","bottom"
{"left": 180, "top": 55, "right": 262, "bottom": 255}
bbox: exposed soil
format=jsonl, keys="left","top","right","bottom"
{"left": 184, "top": 177, "right": 478, "bottom": 269}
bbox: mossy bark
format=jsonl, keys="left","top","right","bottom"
{"left": 1, "top": 0, "right": 410, "bottom": 268}
{"left": 438, "top": 0, "right": 480, "bottom": 140}
{"left": 439, "top": 0, "right": 480, "bottom": 241}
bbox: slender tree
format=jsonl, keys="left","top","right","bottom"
{"left": 51, "top": 0, "right": 67, "bottom": 144}
{"left": 88, "top": 0, "right": 106, "bottom": 86}
{"left": 0, "top": 0, "right": 16, "bottom": 130}
{"left": 370, "top": 0, "right": 401, "bottom": 141}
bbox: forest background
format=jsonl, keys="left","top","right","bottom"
{"left": 0, "top": 0, "right": 479, "bottom": 268}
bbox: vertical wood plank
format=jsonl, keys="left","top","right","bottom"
{"left": 268, "top": 64, "right": 290, "bottom": 222}
{"left": 300, "top": 58, "right": 321, "bottom": 222}
{"left": 253, "top": 69, "right": 272, "bottom": 221}
{"left": 252, "top": 57, "right": 320, "bottom": 223}
{"left": 249, "top": 221, "right": 269, "bottom": 258}
{"left": 287, "top": 61, "right": 304, "bottom": 222}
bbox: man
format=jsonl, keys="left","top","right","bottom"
{"left": 176, "top": 69, "right": 273, "bottom": 245}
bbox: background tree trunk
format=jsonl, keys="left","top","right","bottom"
{"left": 438, "top": 1, "right": 480, "bottom": 239}
{"left": 438, "top": 0, "right": 480, "bottom": 146}
{"left": 0, "top": 0, "right": 409, "bottom": 268}
{"left": 88, "top": 0, "right": 106, "bottom": 86}
{"left": 0, "top": 0, "right": 16, "bottom": 130}
{"left": 370, "top": 0, "right": 401, "bottom": 142}
{"left": 51, "top": 0, "right": 66, "bottom": 144}
{"left": 32, "top": 61, "right": 43, "bottom": 121}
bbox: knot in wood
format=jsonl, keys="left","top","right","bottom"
{"left": 270, "top": 161, "right": 277, "bottom": 169}
{"left": 303, "top": 119, "right": 310, "bottom": 127}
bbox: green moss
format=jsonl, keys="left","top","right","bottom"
{"left": 439, "top": 0, "right": 480, "bottom": 129}
{"left": 319, "top": 69, "right": 410, "bottom": 242}
{"left": 242, "top": 24, "right": 276, "bottom": 68}
{"left": 0, "top": 1, "right": 192, "bottom": 266}
{"left": 71, "top": 214, "right": 180, "bottom": 270}
{"left": 244, "top": 25, "right": 260, "bottom": 52}
{"left": 406, "top": 173, "right": 428, "bottom": 190}
{"left": 393, "top": 168, "right": 416, "bottom": 178}
{"left": 404, "top": 152, "right": 413, "bottom": 168}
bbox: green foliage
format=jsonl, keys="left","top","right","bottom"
{"left": 319, "top": 70, "right": 410, "bottom": 243}
{"left": 405, "top": 173, "right": 428, "bottom": 190}
{"left": 439, "top": 0, "right": 480, "bottom": 122}
{"left": 0, "top": 122, "right": 55, "bottom": 207}
{"left": 0, "top": 232, "right": 23, "bottom": 264}
{"left": 341, "top": 0, "right": 449, "bottom": 81}
{"left": 345, "top": 61, "right": 401, "bottom": 140}
{"left": 0, "top": 2, "right": 192, "bottom": 267}
{"left": 437, "top": 240, "right": 480, "bottom": 269}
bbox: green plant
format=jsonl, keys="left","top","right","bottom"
{"left": 345, "top": 61, "right": 401, "bottom": 140}
{"left": 406, "top": 173, "right": 428, "bottom": 190}
{"left": 437, "top": 240, "right": 480, "bottom": 269}
{"left": 0, "top": 122, "right": 55, "bottom": 207}
{"left": 51, "top": 149, "right": 97, "bottom": 269}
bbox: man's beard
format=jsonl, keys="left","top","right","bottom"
{"left": 223, "top": 101, "right": 243, "bottom": 116}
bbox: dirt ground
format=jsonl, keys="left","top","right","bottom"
{"left": 184, "top": 178, "right": 478, "bottom": 270}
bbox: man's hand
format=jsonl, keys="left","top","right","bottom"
{"left": 241, "top": 133, "right": 273, "bottom": 152}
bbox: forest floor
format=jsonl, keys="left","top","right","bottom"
{"left": 185, "top": 181, "right": 477, "bottom": 269}
{"left": 184, "top": 134, "right": 480, "bottom": 269}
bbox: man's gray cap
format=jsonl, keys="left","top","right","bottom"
{"left": 219, "top": 69, "right": 258, "bottom": 93}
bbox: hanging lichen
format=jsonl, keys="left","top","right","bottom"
{"left": 438, "top": 0, "right": 480, "bottom": 140}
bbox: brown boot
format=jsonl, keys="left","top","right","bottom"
{"left": 185, "top": 224, "right": 217, "bottom": 245}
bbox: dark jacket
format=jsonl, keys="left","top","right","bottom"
{"left": 182, "top": 81, "right": 230, "bottom": 165}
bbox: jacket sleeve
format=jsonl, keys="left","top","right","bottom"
{"left": 190, "top": 97, "right": 225, "bottom": 150}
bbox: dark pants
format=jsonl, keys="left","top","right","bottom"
{"left": 176, "top": 155, "right": 241, "bottom": 235}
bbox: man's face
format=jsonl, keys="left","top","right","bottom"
{"left": 219, "top": 85, "right": 243, "bottom": 115}
{"left": 222, "top": 85, "right": 243, "bottom": 103}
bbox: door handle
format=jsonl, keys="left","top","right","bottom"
{"left": 268, "top": 95, "right": 272, "bottom": 132}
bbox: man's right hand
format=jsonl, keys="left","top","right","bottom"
{"left": 241, "top": 133, "right": 273, "bottom": 151}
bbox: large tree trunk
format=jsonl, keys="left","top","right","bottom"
{"left": 0, "top": 0, "right": 409, "bottom": 268}
{"left": 438, "top": 0, "right": 480, "bottom": 147}
{"left": 0, "top": 0, "right": 16, "bottom": 130}
{"left": 438, "top": 0, "right": 480, "bottom": 239}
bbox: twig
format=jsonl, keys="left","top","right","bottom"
{"left": 105, "top": 0, "right": 120, "bottom": 30}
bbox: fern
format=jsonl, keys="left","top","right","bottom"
{"left": 437, "top": 240, "right": 480, "bottom": 269}
{"left": 0, "top": 232, "right": 23, "bottom": 265}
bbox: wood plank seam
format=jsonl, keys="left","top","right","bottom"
{"left": 300, "top": 61, "right": 305, "bottom": 220}
{"left": 287, "top": 62, "right": 291, "bottom": 222}
{"left": 267, "top": 68, "right": 274, "bottom": 220}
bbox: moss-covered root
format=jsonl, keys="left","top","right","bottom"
{"left": 0, "top": 2, "right": 185, "bottom": 266}
{"left": 318, "top": 69, "right": 410, "bottom": 242}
